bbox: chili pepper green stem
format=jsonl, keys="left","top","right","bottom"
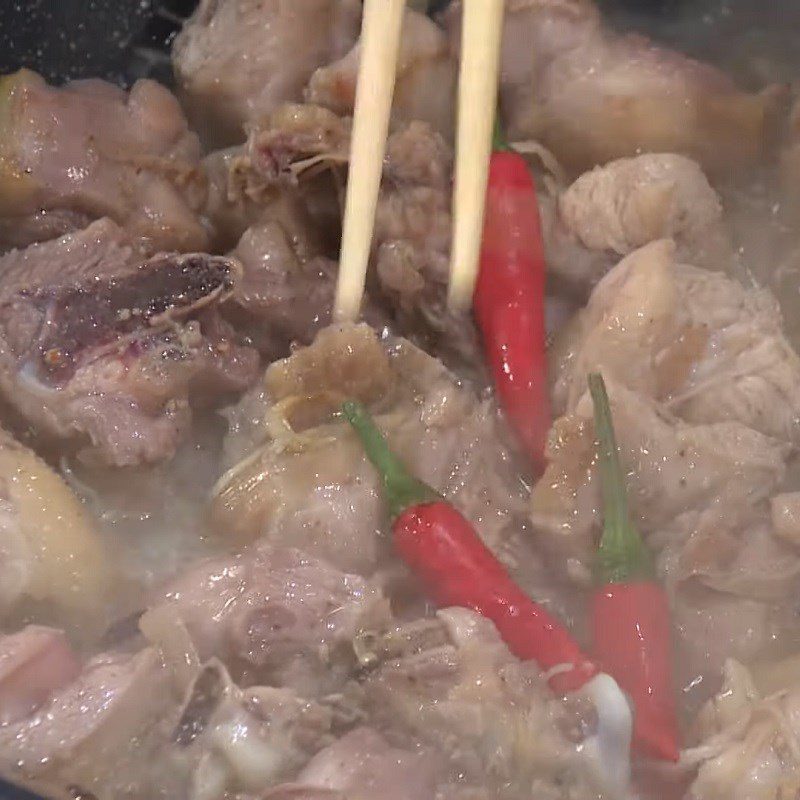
{"left": 342, "top": 400, "right": 440, "bottom": 521}
{"left": 588, "top": 373, "right": 655, "bottom": 585}
{"left": 492, "top": 114, "right": 512, "bottom": 152}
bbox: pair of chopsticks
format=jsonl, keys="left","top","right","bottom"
{"left": 333, "top": 0, "right": 505, "bottom": 322}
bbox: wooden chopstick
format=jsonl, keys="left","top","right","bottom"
{"left": 447, "top": 0, "right": 505, "bottom": 311}
{"left": 333, "top": 0, "right": 406, "bottom": 322}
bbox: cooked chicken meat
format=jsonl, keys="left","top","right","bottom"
{"left": 685, "top": 658, "right": 800, "bottom": 799}
{"left": 552, "top": 239, "right": 800, "bottom": 445}
{"left": 212, "top": 324, "right": 555, "bottom": 606}
{"left": 307, "top": 8, "right": 457, "bottom": 139}
{"left": 0, "top": 219, "right": 258, "bottom": 465}
{"left": 444, "top": 0, "right": 781, "bottom": 175}
{"left": 287, "top": 728, "right": 445, "bottom": 800}
{"left": 172, "top": 0, "right": 361, "bottom": 148}
{"left": 541, "top": 153, "right": 731, "bottom": 290}
{"left": 0, "top": 644, "right": 173, "bottom": 799}
{"left": 360, "top": 608, "right": 603, "bottom": 798}
{"left": 143, "top": 543, "right": 390, "bottom": 694}
{"left": 226, "top": 222, "right": 338, "bottom": 359}
{"left": 0, "top": 70, "right": 209, "bottom": 252}
{"left": 0, "top": 626, "right": 80, "bottom": 726}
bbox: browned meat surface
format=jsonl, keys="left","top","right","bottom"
{"left": 307, "top": 8, "right": 457, "bottom": 139}
{"left": 541, "top": 153, "right": 731, "bottom": 291}
{"left": 0, "top": 70, "right": 208, "bottom": 252}
{"left": 143, "top": 544, "right": 390, "bottom": 694}
{"left": 443, "top": 0, "right": 781, "bottom": 175}
{"left": 172, "top": 0, "right": 361, "bottom": 148}
{"left": 0, "top": 220, "right": 259, "bottom": 466}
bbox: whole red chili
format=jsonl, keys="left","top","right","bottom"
{"left": 342, "top": 399, "right": 597, "bottom": 694}
{"left": 473, "top": 120, "right": 550, "bottom": 473}
{"left": 587, "top": 373, "right": 680, "bottom": 762}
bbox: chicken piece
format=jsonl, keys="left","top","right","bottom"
{"left": 0, "top": 428, "right": 120, "bottom": 636}
{"left": 532, "top": 379, "right": 788, "bottom": 580}
{"left": 287, "top": 728, "right": 443, "bottom": 800}
{"left": 0, "top": 646, "right": 174, "bottom": 800}
{"left": 552, "top": 240, "right": 800, "bottom": 445}
{"left": 533, "top": 374, "right": 800, "bottom": 689}
{"left": 361, "top": 118, "right": 477, "bottom": 362}
{"left": 0, "top": 626, "right": 81, "bottom": 725}
{"left": 306, "top": 8, "right": 457, "bottom": 139}
{"left": 225, "top": 221, "right": 337, "bottom": 360}
{"left": 246, "top": 105, "right": 478, "bottom": 364}
{"left": 246, "top": 104, "right": 352, "bottom": 187}
{"left": 211, "top": 324, "right": 545, "bottom": 605}
{"left": 541, "top": 153, "right": 730, "bottom": 291}
{"left": 143, "top": 544, "right": 390, "bottom": 695}
{"left": 0, "top": 69, "right": 208, "bottom": 252}
{"left": 361, "top": 608, "right": 602, "bottom": 799}
{"left": 0, "top": 220, "right": 258, "bottom": 466}
{"left": 685, "top": 658, "right": 800, "bottom": 800}
{"left": 204, "top": 142, "right": 339, "bottom": 254}
{"left": 443, "top": 0, "right": 780, "bottom": 175}
{"left": 171, "top": 660, "right": 335, "bottom": 799}
{"left": 172, "top": 0, "right": 361, "bottom": 148}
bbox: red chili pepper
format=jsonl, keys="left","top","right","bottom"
{"left": 473, "top": 120, "right": 550, "bottom": 473}
{"left": 587, "top": 373, "right": 680, "bottom": 762}
{"left": 342, "top": 400, "right": 597, "bottom": 694}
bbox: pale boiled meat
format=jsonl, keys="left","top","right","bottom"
{"left": 243, "top": 102, "right": 581, "bottom": 353}
{"left": 144, "top": 544, "right": 390, "bottom": 695}
{"left": 0, "top": 626, "right": 80, "bottom": 725}
{"left": 0, "top": 70, "right": 208, "bottom": 252}
{"left": 306, "top": 8, "right": 457, "bottom": 139}
{"left": 290, "top": 727, "right": 444, "bottom": 800}
{"left": 531, "top": 378, "right": 788, "bottom": 580}
{"left": 172, "top": 0, "right": 361, "bottom": 148}
{"left": 246, "top": 105, "right": 479, "bottom": 363}
{"left": 360, "top": 608, "right": 602, "bottom": 799}
{"left": 203, "top": 144, "right": 338, "bottom": 252}
{"left": 443, "top": 0, "right": 781, "bottom": 175}
{"left": 211, "top": 324, "right": 566, "bottom": 619}
{"left": 0, "top": 646, "right": 174, "bottom": 799}
{"left": 225, "top": 221, "right": 337, "bottom": 359}
{"left": 541, "top": 153, "right": 731, "bottom": 291}
{"left": 0, "top": 220, "right": 259, "bottom": 466}
{"left": 552, "top": 240, "right": 800, "bottom": 445}
{"left": 172, "top": 660, "right": 335, "bottom": 799}
{"left": 685, "top": 659, "right": 800, "bottom": 799}
{"left": 532, "top": 374, "right": 800, "bottom": 688}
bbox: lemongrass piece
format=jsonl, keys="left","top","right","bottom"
{"left": 447, "top": 0, "right": 505, "bottom": 310}
{"left": 334, "top": 0, "right": 406, "bottom": 322}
